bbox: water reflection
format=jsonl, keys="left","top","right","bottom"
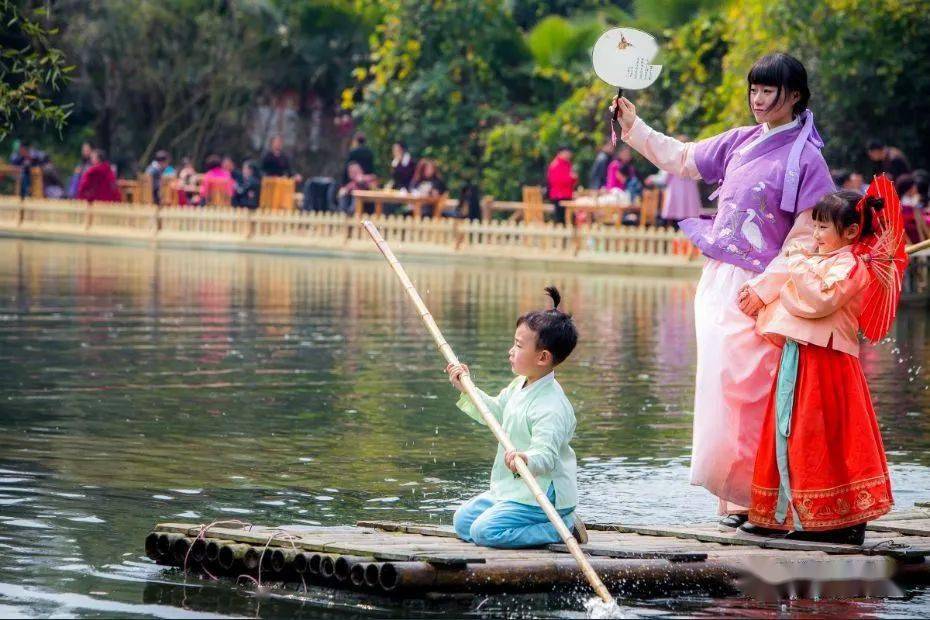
{"left": 0, "top": 238, "right": 928, "bottom": 617}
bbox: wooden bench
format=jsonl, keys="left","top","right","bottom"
{"left": 0, "top": 164, "right": 43, "bottom": 198}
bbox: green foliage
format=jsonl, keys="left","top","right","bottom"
{"left": 353, "top": 0, "right": 531, "bottom": 189}
{"left": 632, "top": 0, "right": 725, "bottom": 32}
{"left": 481, "top": 121, "right": 544, "bottom": 200}
{"left": 633, "top": 11, "right": 728, "bottom": 140}
{"left": 694, "top": 0, "right": 930, "bottom": 168}
{"left": 774, "top": 0, "right": 930, "bottom": 171}
{"left": 507, "top": 0, "right": 631, "bottom": 29}
{"left": 9, "top": 0, "right": 373, "bottom": 172}
{"left": 60, "top": 1, "right": 266, "bottom": 167}
{"left": 536, "top": 80, "right": 613, "bottom": 177}
{"left": 7, "top": 0, "right": 929, "bottom": 191}
{"left": 481, "top": 81, "right": 613, "bottom": 199}
{"left": 0, "top": 0, "right": 71, "bottom": 140}
{"left": 524, "top": 15, "right": 601, "bottom": 70}
{"left": 257, "top": 0, "right": 376, "bottom": 96}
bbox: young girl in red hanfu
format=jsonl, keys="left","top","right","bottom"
{"left": 737, "top": 190, "right": 894, "bottom": 545}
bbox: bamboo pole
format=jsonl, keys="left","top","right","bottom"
{"left": 906, "top": 238, "right": 930, "bottom": 255}
{"left": 361, "top": 219, "right": 615, "bottom": 606}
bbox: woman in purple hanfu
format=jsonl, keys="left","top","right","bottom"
{"left": 613, "top": 53, "right": 835, "bottom": 526}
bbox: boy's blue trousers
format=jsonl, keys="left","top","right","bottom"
{"left": 453, "top": 484, "right": 575, "bottom": 548}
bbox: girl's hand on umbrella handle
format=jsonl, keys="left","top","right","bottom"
{"left": 445, "top": 362, "right": 470, "bottom": 392}
{"left": 611, "top": 97, "right": 637, "bottom": 133}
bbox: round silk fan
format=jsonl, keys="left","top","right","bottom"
{"left": 592, "top": 28, "right": 662, "bottom": 144}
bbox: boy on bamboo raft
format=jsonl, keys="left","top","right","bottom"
{"left": 445, "top": 287, "right": 587, "bottom": 549}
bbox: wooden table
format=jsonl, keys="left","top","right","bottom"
{"left": 560, "top": 197, "right": 638, "bottom": 227}
{"left": 480, "top": 200, "right": 555, "bottom": 222}
{"left": 352, "top": 189, "right": 447, "bottom": 219}
{"left": 117, "top": 179, "right": 142, "bottom": 204}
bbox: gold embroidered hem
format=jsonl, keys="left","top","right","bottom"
{"left": 750, "top": 474, "right": 893, "bottom": 531}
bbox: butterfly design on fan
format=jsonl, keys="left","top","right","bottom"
{"left": 617, "top": 33, "right": 633, "bottom": 50}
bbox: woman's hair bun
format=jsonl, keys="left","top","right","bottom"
{"left": 865, "top": 195, "right": 885, "bottom": 211}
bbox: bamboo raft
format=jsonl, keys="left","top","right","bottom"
{"left": 146, "top": 503, "right": 930, "bottom": 601}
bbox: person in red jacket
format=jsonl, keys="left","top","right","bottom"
{"left": 77, "top": 149, "right": 121, "bottom": 203}
{"left": 546, "top": 146, "right": 577, "bottom": 225}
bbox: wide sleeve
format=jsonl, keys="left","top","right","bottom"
{"left": 621, "top": 118, "right": 701, "bottom": 180}
{"left": 748, "top": 211, "right": 817, "bottom": 304}
{"left": 794, "top": 152, "right": 836, "bottom": 214}
{"left": 779, "top": 254, "right": 869, "bottom": 319}
{"left": 456, "top": 377, "right": 521, "bottom": 426}
{"left": 522, "top": 404, "right": 574, "bottom": 477}
{"left": 748, "top": 255, "right": 792, "bottom": 305}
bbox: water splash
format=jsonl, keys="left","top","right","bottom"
{"left": 585, "top": 597, "right": 626, "bottom": 618}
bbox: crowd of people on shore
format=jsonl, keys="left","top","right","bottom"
{"left": 6, "top": 130, "right": 927, "bottom": 238}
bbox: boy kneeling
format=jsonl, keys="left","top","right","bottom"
{"left": 445, "top": 287, "right": 586, "bottom": 548}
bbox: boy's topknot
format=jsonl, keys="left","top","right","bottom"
{"left": 516, "top": 286, "right": 578, "bottom": 366}
{"left": 544, "top": 285, "right": 561, "bottom": 310}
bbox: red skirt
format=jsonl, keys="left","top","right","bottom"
{"left": 749, "top": 343, "right": 893, "bottom": 531}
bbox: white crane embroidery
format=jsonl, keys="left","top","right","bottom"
{"left": 741, "top": 209, "right": 765, "bottom": 251}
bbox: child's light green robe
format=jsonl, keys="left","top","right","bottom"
{"left": 456, "top": 371, "right": 577, "bottom": 510}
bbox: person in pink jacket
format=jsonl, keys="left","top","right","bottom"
{"left": 76, "top": 149, "right": 121, "bottom": 203}
{"left": 546, "top": 146, "right": 577, "bottom": 225}
{"left": 199, "top": 154, "right": 235, "bottom": 205}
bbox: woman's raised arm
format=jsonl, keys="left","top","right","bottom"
{"left": 612, "top": 97, "right": 701, "bottom": 180}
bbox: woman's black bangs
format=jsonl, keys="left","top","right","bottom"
{"left": 747, "top": 57, "right": 789, "bottom": 88}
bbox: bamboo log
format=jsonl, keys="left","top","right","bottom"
{"left": 190, "top": 538, "right": 208, "bottom": 563}
{"left": 308, "top": 553, "right": 327, "bottom": 576}
{"left": 350, "top": 563, "right": 370, "bottom": 588}
{"left": 364, "top": 563, "right": 382, "bottom": 588}
{"left": 217, "top": 543, "right": 261, "bottom": 571}
{"left": 145, "top": 532, "right": 161, "bottom": 560}
{"left": 244, "top": 546, "right": 262, "bottom": 571}
{"left": 157, "top": 533, "right": 183, "bottom": 558}
{"left": 292, "top": 552, "right": 313, "bottom": 574}
{"left": 377, "top": 558, "right": 735, "bottom": 596}
{"left": 170, "top": 536, "right": 191, "bottom": 564}
{"left": 334, "top": 555, "right": 370, "bottom": 583}
{"left": 362, "top": 220, "right": 615, "bottom": 606}
{"left": 320, "top": 554, "right": 337, "bottom": 580}
{"left": 205, "top": 539, "right": 226, "bottom": 563}
{"left": 270, "top": 548, "right": 298, "bottom": 573}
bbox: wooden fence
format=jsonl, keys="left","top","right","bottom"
{"left": 0, "top": 197, "right": 707, "bottom": 273}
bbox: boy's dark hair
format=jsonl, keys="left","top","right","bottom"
{"left": 746, "top": 52, "right": 810, "bottom": 117}
{"left": 812, "top": 189, "right": 885, "bottom": 238}
{"left": 516, "top": 286, "right": 578, "bottom": 365}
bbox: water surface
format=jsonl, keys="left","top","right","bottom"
{"left": 1, "top": 238, "right": 929, "bottom": 617}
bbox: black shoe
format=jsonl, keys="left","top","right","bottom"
{"left": 785, "top": 523, "right": 866, "bottom": 545}
{"left": 719, "top": 514, "right": 748, "bottom": 528}
{"left": 571, "top": 513, "right": 588, "bottom": 545}
{"left": 738, "top": 522, "right": 788, "bottom": 538}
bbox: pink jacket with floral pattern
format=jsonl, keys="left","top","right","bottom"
{"left": 749, "top": 243, "right": 870, "bottom": 357}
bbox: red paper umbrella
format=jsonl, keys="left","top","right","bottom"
{"left": 853, "top": 175, "right": 909, "bottom": 342}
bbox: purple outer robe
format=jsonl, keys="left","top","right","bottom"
{"left": 679, "top": 111, "right": 835, "bottom": 273}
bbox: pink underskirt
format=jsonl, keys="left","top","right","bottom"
{"left": 690, "top": 259, "right": 781, "bottom": 514}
